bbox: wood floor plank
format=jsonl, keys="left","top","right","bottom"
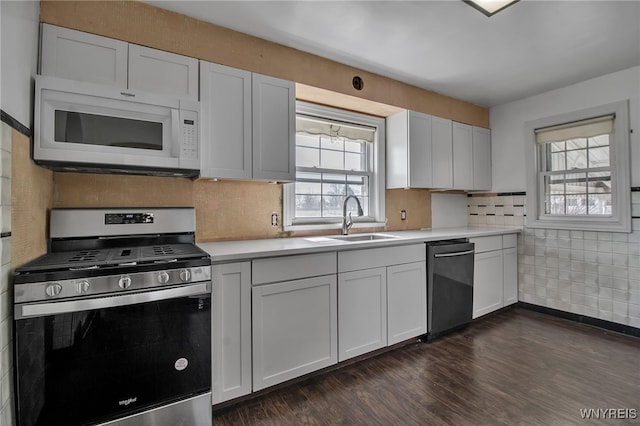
{"left": 213, "top": 308, "right": 640, "bottom": 425}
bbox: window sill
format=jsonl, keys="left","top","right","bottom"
{"left": 284, "top": 222, "right": 387, "bottom": 233}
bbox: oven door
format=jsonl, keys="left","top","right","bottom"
{"left": 14, "top": 283, "right": 211, "bottom": 426}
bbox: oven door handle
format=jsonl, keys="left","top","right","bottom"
{"left": 15, "top": 282, "right": 211, "bottom": 319}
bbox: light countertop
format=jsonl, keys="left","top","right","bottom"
{"left": 198, "top": 226, "right": 521, "bottom": 262}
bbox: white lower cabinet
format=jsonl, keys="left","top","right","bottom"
{"left": 211, "top": 262, "right": 252, "bottom": 404}
{"left": 338, "top": 245, "right": 426, "bottom": 360}
{"left": 471, "top": 234, "right": 518, "bottom": 319}
{"left": 338, "top": 267, "right": 387, "bottom": 361}
{"left": 252, "top": 274, "right": 337, "bottom": 391}
{"left": 387, "top": 262, "right": 427, "bottom": 345}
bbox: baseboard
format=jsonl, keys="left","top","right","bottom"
{"left": 518, "top": 302, "right": 640, "bottom": 338}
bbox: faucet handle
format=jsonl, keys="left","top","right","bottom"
{"left": 346, "top": 212, "right": 353, "bottom": 230}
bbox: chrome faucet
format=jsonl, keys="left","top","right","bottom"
{"left": 342, "top": 195, "right": 364, "bottom": 235}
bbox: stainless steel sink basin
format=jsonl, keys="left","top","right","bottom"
{"left": 329, "top": 233, "right": 399, "bottom": 242}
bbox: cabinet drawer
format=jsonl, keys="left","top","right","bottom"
{"left": 338, "top": 244, "right": 425, "bottom": 273}
{"left": 469, "top": 235, "right": 502, "bottom": 253}
{"left": 252, "top": 252, "right": 336, "bottom": 285}
{"left": 502, "top": 234, "right": 517, "bottom": 249}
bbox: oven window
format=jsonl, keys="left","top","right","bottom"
{"left": 14, "top": 293, "right": 211, "bottom": 426}
{"left": 54, "top": 110, "right": 163, "bottom": 150}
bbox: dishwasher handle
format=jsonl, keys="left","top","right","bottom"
{"left": 433, "top": 249, "right": 475, "bottom": 258}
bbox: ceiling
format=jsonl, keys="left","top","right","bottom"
{"left": 148, "top": 0, "right": 640, "bottom": 108}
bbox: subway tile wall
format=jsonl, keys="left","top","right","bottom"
{"left": 0, "top": 121, "right": 12, "bottom": 426}
{"left": 467, "top": 192, "right": 640, "bottom": 330}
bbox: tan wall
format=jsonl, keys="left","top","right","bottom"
{"left": 12, "top": 130, "right": 53, "bottom": 267}
{"left": 36, "top": 0, "right": 490, "bottom": 242}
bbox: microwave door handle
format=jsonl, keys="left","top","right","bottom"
{"left": 171, "top": 108, "right": 182, "bottom": 158}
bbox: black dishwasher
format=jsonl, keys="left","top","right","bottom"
{"left": 426, "top": 239, "right": 475, "bottom": 341}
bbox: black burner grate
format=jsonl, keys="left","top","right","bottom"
{"left": 69, "top": 250, "right": 101, "bottom": 263}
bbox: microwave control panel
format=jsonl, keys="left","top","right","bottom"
{"left": 180, "top": 108, "right": 199, "bottom": 161}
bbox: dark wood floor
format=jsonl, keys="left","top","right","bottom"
{"left": 213, "top": 308, "right": 640, "bottom": 425}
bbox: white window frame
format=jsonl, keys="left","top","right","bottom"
{"left": 525, "top": 100, "right": 631, "bottom": 232}
{"left": 284, "top": 101, "right": 386, "bottom": 231}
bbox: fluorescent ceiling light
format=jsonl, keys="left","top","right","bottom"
{"left": 464, "top": 0, "right": 519, "bottom": 17}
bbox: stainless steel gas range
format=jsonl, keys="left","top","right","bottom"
{"left": 13, "top": 208, "right": 212, "bottom": 426}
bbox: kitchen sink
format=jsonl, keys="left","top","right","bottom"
{"left": 329, "top": 233, "right": 399, "bottom": 242}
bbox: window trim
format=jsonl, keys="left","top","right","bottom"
{"left": 284, "top": 101, "right": 386, "bottom": 231}
{"left": 525, "top": 101, "right": 631, "bottom": 232}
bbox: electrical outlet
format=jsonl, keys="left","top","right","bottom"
{"left": 271, "top": 212, "right": 278, "bottom": 227}
{"left": 401, "top": 210, "right": 407, "bottom": 221}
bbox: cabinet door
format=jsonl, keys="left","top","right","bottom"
{"left": 408, "top": 111, "right": 433, "bottom": 188}
{"left": 431, "top": 116, "right": 453, "bottom": 189}
{"left": 473, "top": 126, "right": 492, "bottom": 191}
{"left": 338, "top": 268, "right": 387, "bottom": 361}
{"left": 387, "top": 262, "right": 427, "bottom": 345}
{"left": 452, "top": 122, "right": 474, "bottom": 190}
{"left": 212, "top": 262, "right": 252, "bottom": 404}
{"left": 128, "top": 44, "right": 198, "bottom": 100}
{"left": 252, "top": 73, "right": 296, "bottom": 182}
{"left": 252, "top": 275, "right": 337, "bottom": 390}
{"left": 473, "top": 250, "right": 504, "bottom": 319}
{"left": 40, "top": 23, "right": 127, "bottom": 86}
{"left": 200, "top": 62, "right": 252, "bottom": 179}
{"left": 503, "top": 247, "right": 518, "bottom": 306}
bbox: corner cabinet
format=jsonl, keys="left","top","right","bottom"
{"left": 470, "top": 234, "right": 518, "bottom": 318}
{"left": 200, "top": 61, "right": 296, "bottom": 182}
{"left": 251, "top": 253, "right": 337, "bottom": 391}
{"left": 40, "top": 23, "right": 198, "bottom": 100}
{"left": 453, "top": 122, "right": 492, "bottom": 191}
{"left": 211, "top": 262, "right": 252, "bottom": 404}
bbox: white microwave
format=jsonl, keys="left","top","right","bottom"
{"left": 34, "top": 75, "right": 200, "bottom": 177}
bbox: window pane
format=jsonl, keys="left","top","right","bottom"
{"left": 323, "top": 196, "right": 344, "bottom": 217}
{"left": 565, "top": 173, "right": 587, "bottom": 194}
{"left": 321, "top": 149, "right": 343, "bottom": 169}
{"left": 587, "top": 172, "right": 611, "bottom": 193}
{"left": 345, "top": 152, "right": 365, "bottom": 171}
{"left": 297, "top": 147, "right": 319, "bottom": 168}
{"left": 297, "top": 171, "right": 321, "bottom": 181}
{"left": 348, "top": 176, "right": 369, "bottom": 197}
{"left": 566, "top": 149, "right": 587, "bottom": 170}
{"left": 295, "top": 182, "right": 321, "bottom": 195}
{"left": 588, "top": 193, "right": 612, "bottom": 215}
{"left": 566, "top": 194, "right": 587, "bottom": 215}
{"left": 296, "top": 133, "right": 320, "bottom": 148}
{"left": 544, "top": 175, "right": 564, "bottom": 194}
{"left": 588, "top": 135, "right": 609, "bottom": 147}
{"left": 323, "top": 182, "right": 346, "bottom": 196}
{"left": 588, "top": 146, "right": 609, "bottom": 168}
{"left": 566, "top": 138, "right": 587, "bottom": 150}
{"left": 295, "top": 195, "right": 321, "bottom": 217}
{"left": 345, "top": 140, "right": 364, "bottom": 153}
{"left": 320, "top": 135, "right": 344, "bottom": 151}
{"left": 549, "top": 141, "right": 565, "bottom": 152}
{"left": 546, "top": 196, "right": 565, "bottom": 215}
{"left": 548, "top": 152, "right": 566, "bottom": 171}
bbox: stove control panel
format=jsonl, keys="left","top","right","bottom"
{"left": 15, "top": 266, "right": 212, "bottom": 304}
{"left": 105, "top": 212, "right": 154, "bottom": 225}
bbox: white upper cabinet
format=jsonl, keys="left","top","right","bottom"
{"left": 128, "top": 44, "right": 198, "bottom": 100}
{"left": 40, "top": 23, "right": 127, "bottom": 87}
{"left": 431, "top": 116, "right": 453, "bottom": 189}
{"left": 252, "top": 73, "right": 296, "bottom": 182}
{"left": 40, "top": 24, "right": 197, "bottom": 100}
{"left": 199, "top": 64, "right": 296, "bottom": 182}
{"left": 199, "top": 62, "right": 252, "bottom": 179}
{"left": 452, "top": 122, "right": 474, "bottom": 190}
{"left": 472, "top": 126, "right": 492, "bottom": 191}
{"left": 453, "top": 122, "right": 492, "bottom": 191}
{"left": 386, "top": 110, "right": 433, "bottom": 188}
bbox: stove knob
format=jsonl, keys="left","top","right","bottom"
{"left": 118, "top": 275, "right": 132, "bottom": 289}
{"left": 46, "top": 282, "right": 63, "bottom": 297}
{"left": 179, "top": 269, "right": 191, "bottom": 282}
{"left": 76, "top": 280, "right": 90, "bottom": 294}
{"left": 158, "top": 271, "right": 170, "bottom": 284}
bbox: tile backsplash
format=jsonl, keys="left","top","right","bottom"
{"left": 467, "top": 192, "right": 640, "bottom": 330}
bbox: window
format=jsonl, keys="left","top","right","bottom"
{"left": 526, "top": 101, "right": 630, "bottom": 232}
{"left": 284, "top": 102, "right": 385, "bottom": 231}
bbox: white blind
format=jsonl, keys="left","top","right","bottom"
{"left": 535, "top": 114, "right": 615, "bottom": 144}
{"left": 296, "top": 115, "right": 375, "bottom": 143}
